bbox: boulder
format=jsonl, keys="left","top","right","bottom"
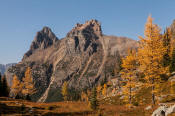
{"left": 152, "top": 106, "right": 167, "bottom": 116}
{"left": 166, "top": 104, "right": 175, "bottom": 116}
{"left": 145, "top": 105, "right": 152, "bottom": 110}
{"left": 152, "top": 104, "right": 175, "bottom": 116}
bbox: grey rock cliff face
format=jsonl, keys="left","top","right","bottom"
{"left": 6, "top": 19, "right": 138, "bottom": 102}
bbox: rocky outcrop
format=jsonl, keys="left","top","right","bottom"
{"left": 6, "top": 62, "right": 52, "bottom": 101}
{"left": 152, "top": 104, "right": 175, "bottom": 116}
{"left": 6, "top": 19, "right": 138, "bottom": 102}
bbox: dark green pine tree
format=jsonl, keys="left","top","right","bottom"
{"left": 89, "top": 87, "right": 98, "bottom": 110}
{"left": 170, "top": 47, "right": 175, "bottom": 73}
{"left": 0, "top": 72, "right": 2, "bottom": 96}
{"left": 170, "top": 20, "right": 175, "bottom": 73}
{"left": 101, "top": 75, "right": 107, "bottom": 86}
{"left": 2, "top": 75, "right": 9, "bottom": 97}
{"left": 117, "top": 53, "right": 123, "bottom": 72}
{"left": 162, "top": 28, "right": 171, "bottom": 67}
{"left": 171, "top": 20, "right": 175, "bottom": 39}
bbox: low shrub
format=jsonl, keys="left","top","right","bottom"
{"left": 20, "top": 104, "right": 26, "bottom": 111}
{"left": 160, "top": 95, "right": 175, "bottom": 103}
{"left": 133, "top": 101, "right": 139, "bottom": 106}
{"left": 46, "top": 106, "right": 55, "bottom": 110}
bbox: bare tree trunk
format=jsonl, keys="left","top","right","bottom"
{"left": 152, "top": 79, "right": 155, "bottom": 105}
{"left": 129, "top": 86, "right": 132, "bottom": 105}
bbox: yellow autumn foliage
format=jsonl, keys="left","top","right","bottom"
{"left": 11, "top": 75, "right": 23, "bottom": 96}
{"left": 97, "top": 84, "right": 102, "bottom": 99}
{"left": 62, "top": 81, "right": 69, "bottom": 101}
{"left": 102, "top": 84, "right": 107, "bottom": 97}
{"left": 138, "top": 15, "right": 168, "bottom": 104}
{"left": 121, "top": 49, "right": 137, "bottom": 106}
{"left": 22, "top": 67, "right": 36, "bottom": 96}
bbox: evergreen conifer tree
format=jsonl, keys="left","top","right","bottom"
{"left": 89, "top": 87, "right": 98, "bottom": 110}
{"left": 170, "top": 81, "right": 175, "bottom": 95}
{"left": 62, "top": 81, "right": 69, "bottom": 101}
{"left": 0, "top": 73, "right": 2, "bottom": 96}
{"left": 162, "top": 28, "right": 172, "bottom": 67}
{"left": 2, "top": 75, "right": 9, "bottom": 97}
{"left": 170, "top": 47, "right": 175, "bottom": 73}
{"left": 171, "top": 20, "right": 175, "bottom": 39}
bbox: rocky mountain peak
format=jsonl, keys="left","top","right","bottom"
{"left": 6, "top": 20, "right": 138, "bottom": 102}
{"left": 23, "top": 26, "right": 58, "bottom": 60}
{"left": 65, "top": 20, "right": 103, "bottom": 54}
{"left": 41, "top": 26, "right": 52, "bottom": 33}
{"left": 34, "top": 26, "right": 58, "bottom": 47}
{"left": 66, "top": 19, "right": 102, "bottom": 38}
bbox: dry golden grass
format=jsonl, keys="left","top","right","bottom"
{"left": 168, "top": 113, "right": 175, "bottom": 116}
{"left": 0, "top": 97, "right": 156, "bottom": 116}
{"left": 2, "top": 81, "right": 172, "bottom": 116}
{"left": 0, "top": 97, "right": 94, "bottom": 116}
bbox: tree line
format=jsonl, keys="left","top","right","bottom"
{"left": 0, "top": 73, "right": 9, "bottom": 97}
{"left": 61, "top": 77, "right": 109, "bottom": 111}
{"left": 11, "top": 67, "right": 36, "bottom": 100}
{"left": 120, "top": 15, "right": 175, "bottom": 107}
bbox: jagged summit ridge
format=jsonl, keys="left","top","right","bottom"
{"left": 32, "top": 26, "right": 58, "bottom": 49}
{"left": 23, "top": 26, "right": 58, "bottom": 60}
{"left": 65, "top": 19, "right": 102, "bottom": 54}
{"left": 67, "top": 19, "right": 102, "bottom": 38}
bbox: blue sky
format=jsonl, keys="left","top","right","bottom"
{"left": 0, "top": 0, "right": 175, "bottom": 64}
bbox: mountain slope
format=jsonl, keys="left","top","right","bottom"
{"left": 6, "top": 19, "right": 138, "bottom": 102}
{"left": 0, "top": 63, "right": 16, "bottom": 75}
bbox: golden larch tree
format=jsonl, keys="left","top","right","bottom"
{"left": 170, "top": 80, "right": 175, "bottom": 95}
{"left": 81, "top": 91, "right": 87, "bottom": 102}
{"left": 22, "top": 67, "right": 36, "bottom": 96}
{"left": 11, "top": 75, "right": 23, "bottom": 97}
{"left": 121, "top": 49, "right": 137, "bottom": 106}
{"left": 102, "top": 84, "right": 107, "bottom": 97}
{"left": 138, "top": 15, "right": 168, "bottom": 105}
{"left": 97, "top": 84, "right": 102, "bottom": 99}
{"left": 81, "top": 91, "right": 90, "bottom": 102}
{"left": 62, "top": 81, "right": 69, "bottom": 101}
